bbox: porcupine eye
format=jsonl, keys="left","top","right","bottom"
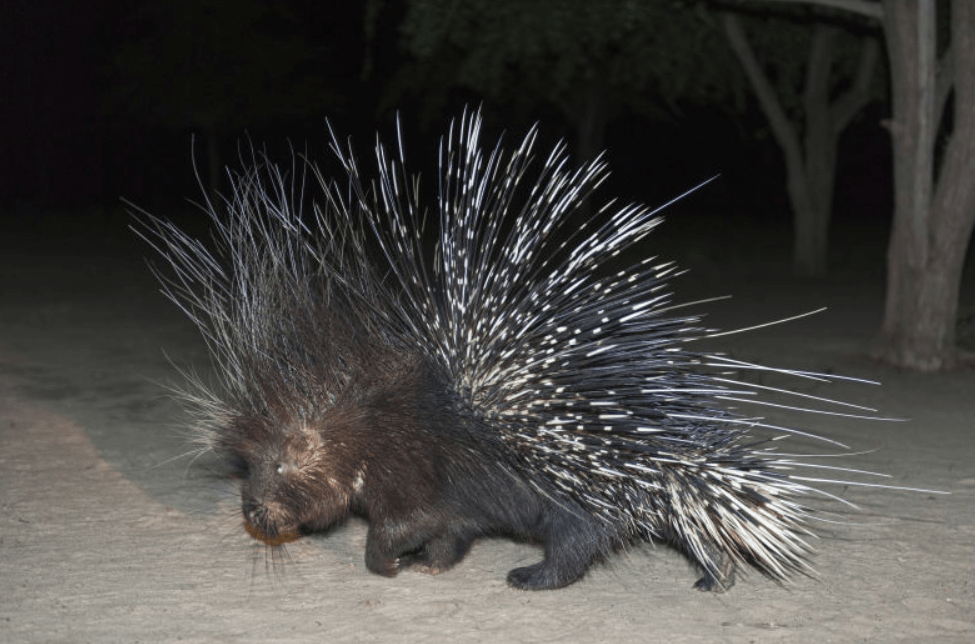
{"left": 274, "top": 461, "right": 298, "bottom": 477}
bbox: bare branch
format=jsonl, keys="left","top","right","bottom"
{"left": 721, "top": 13, "right": 804, "bottom": 173}
{"left": 831, "top": 35, "right": 880, "bottom": 134}
{"left": 804, "top": 25, "right": 839, "bottom": 126}
{"left": 747, "top": 0, "right": 883, "bottom": 19}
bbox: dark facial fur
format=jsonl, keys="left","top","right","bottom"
{"left": 228, "top": 413, "right": 353, "bottom": 541}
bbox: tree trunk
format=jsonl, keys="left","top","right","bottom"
{"left": 722, "top": 15, "right": 877, "bottom": 277}
{"left": 878, "top": 0, "right": 975, "bottom": 370}
{"left": 795, "top": 25, "right": 840, "bottom": 277}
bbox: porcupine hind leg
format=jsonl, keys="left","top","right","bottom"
{"left": 506, "top": 509, "right": 614, "bottom": 590}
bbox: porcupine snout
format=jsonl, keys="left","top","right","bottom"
{"left": 235, "top": 451, "right": 308, "bottom": 542}
{"left": 240, "top": 494, "right": 272, "bottom": 534}
{"left": 240, "top": 481, "right": 291, "bottom": 540}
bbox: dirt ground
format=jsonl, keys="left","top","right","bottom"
{"left": 1, "top": 219, "right": 973, "bottom": 643}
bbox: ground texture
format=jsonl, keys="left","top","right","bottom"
{"left": 1, "top": 220, "right": 973, "bottom": 643}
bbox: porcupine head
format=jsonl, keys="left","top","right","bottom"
{"left": 210, "top": 291, "right": 463, "bottom": 566}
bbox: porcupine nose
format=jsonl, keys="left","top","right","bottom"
{"left": 241, "top": 496, "right": 276, "bottom": 537}
{"left": 241, "top": 495, "right": 304, "bottom": 545}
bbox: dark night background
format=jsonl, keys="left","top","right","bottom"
{"left": 0, "top": 0, "right": 903, "bottom": 280}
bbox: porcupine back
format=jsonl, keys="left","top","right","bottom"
{"left": 136, "top": 110, "right": 903, "bottom": 591}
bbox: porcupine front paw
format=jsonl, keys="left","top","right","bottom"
{"left": 365, "top": 549, "right": 400, "bottom": 577}
{"left": 365, "top": 517, "right": 469, "bottom": 577}
{"left": 364, "top": 528, "right": 403, "bottom": 577}
{"left": 399, "top": 530, "right": 473, "bottom": 575}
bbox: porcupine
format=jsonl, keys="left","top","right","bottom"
{"left": 135, "top": 110, "right": 905, "bottom": 592}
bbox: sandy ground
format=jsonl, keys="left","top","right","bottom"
{"left": 1, "top": 221, "right": 973, "bottom": 643}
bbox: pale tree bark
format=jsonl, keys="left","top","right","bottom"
{"left": 722, "top": 14, "right": 878, "bottom": 277}
{"left": 736, "top": 0, "right": 975, "bottom": 370}
{"left": 879, "top": 0, "right": 975, "bottom": 370}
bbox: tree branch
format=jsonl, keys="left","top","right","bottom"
{"left": 932, "top": 0, "right": 975, "bottom": 238}
{"left": 721, "top": 13, "right": 804, "bottom": 173}
{"left": 831, "top": 35, "right": 880, "bottom": 134}
{"left": 804, "top": 24, "right": 839, "bottom": 126}
{"left": 746, "top": 0, "right": 883, "bottom": 19}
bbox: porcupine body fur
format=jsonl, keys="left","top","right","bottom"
{"left": 136, "top": 110, "right": 897, "bottom": 591}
